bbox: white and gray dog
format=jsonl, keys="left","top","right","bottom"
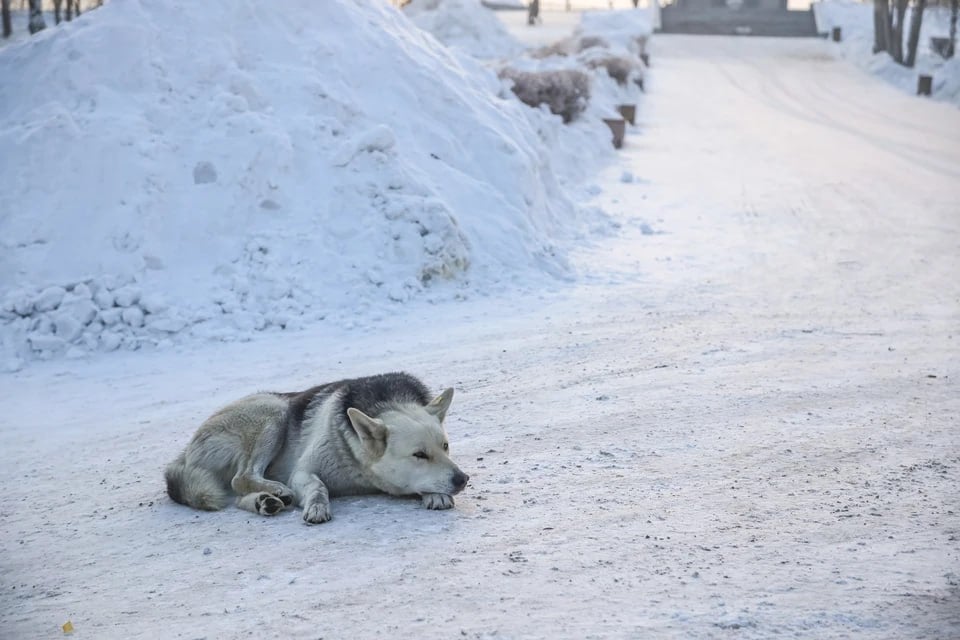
{"left": 165, "top": 372, "right": 469, "bottom": 523}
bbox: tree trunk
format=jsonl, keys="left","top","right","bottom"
{"left": 74, "top": 0, "right": 81, "bottom": 17}
{"left": 28, "top": 0, "right": 46, "bottom": 34}
{"left": 54, "top": 0, "right": 62, "bottom": 24}
{"left": 66, "top": 0, "right": 72, "bottom": 21}
{"left": 873, "top": 0, "right": 889, "bottom": 52}
{"left": 949, "top": 0, "right": 958, "bottom": 58}
{"left": 1, "top": 0, "right": 11, "bottom": 39}
{"left": 890, "top": 0, "right": 909, "bottom": 63}
{"left": 905, "top": 0, "right": 926, "bottom": 67}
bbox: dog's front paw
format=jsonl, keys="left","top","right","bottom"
{"left": 421, "top": 493, "right": 455, "bottom": 510}
{"left": 254, "top": 493, "right": 286, "bottom": 516}
{"left": 302, "top": 502, "right": 332, "bottom": 525}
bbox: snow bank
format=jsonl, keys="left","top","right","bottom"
{"left": 577, "top": 9, "right": 653, "bottom": 56}
{"left": 403, "top": 0, "right": 524, "bottom": 60}
{"left": 815, "top": 0, "right": 960, "bottom": 106}
{"left": 0, "top": 0, "right": 602, "bottom": 369}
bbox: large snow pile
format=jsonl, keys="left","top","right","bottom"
{"left": 403, "top": 0, "right": 524, "bottom": 60}
{"left": 815, "top": 0, "right": 960, "bottom": 106}
{"left": 0, "top": 0, "right": 603, "bottom": 369}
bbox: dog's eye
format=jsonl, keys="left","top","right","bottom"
{"left": 413, "top": 451, "right": 429, "bottom": 460}
{"left": 442, "top": 442, "right": 449, "bottom": 452}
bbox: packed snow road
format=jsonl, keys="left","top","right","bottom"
{"left": 2, "top": 29, "right": 959, "bottom": 640}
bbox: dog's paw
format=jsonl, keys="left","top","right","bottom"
{"left": 271, "top": 487, "right": 295, "bottom": 507}
{"left": 421, "top": 493, "right": 455, "bottom": 510}
{"left": 261, "top": 482, "right": 295, "bottom": 506}
{"left": 302, "top": 502, "right": 332, "bottom": 524}
{"left": 254, "top": 493, "right": 286, "bottom": 516}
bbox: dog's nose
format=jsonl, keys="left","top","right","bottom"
{"left": 451, "top": 470, "right": 469, "bottom": 492}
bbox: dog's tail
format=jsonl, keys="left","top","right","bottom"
{"left": 164, "top": 455, "right": 231, "bottom": 511}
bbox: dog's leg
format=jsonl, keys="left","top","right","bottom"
{"left": 290, "top": 470, "right": 332, "bottom": 524}
{"left": 230, "top": 410, "right": 295, "bottom": 506}
{"left": 237, "top": 492, "right": 286, "bottom": 516}
{"left": 421, "top": 493, "right": 455, "bottom": 510}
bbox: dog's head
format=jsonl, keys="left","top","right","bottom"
{"left": 346, "top": 388, "right": 469, "bottom": 498}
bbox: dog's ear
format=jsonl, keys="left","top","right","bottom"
{"left": 425, "top": 387, "right": 454, "bottom": 422}
{"left": 347, "top": 408, "right": 387, "bottom": 451}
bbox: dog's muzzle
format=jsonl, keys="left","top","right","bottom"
{"left": 451, "top": 470, "right": 469, "bottom": 494}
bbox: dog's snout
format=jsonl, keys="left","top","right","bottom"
{"left": 451, "top": 470, "right": 469, "bottom": 493}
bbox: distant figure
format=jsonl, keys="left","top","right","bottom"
{"left": 632, "top": 0, "right": 639, "bottom": 6}
{"left": 528, "top": 0, "right": 539, "bottom": 25}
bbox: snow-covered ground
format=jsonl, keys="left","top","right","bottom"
{"left": 3, "top": 7, "right": 960, "bottom": 640}
{"left": 815, "top": 0, "right": 960, "bottom": 106}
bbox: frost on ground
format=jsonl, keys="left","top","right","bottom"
{"left": 815, "top": 0, "right": 960, "bottom": 106}
{"left": 0, "top": 0, "right": 615, "bottom": 369}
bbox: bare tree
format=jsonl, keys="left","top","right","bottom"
{"left": 1, "top": 0, "right": 11, "bottom": 39}
{"left": 950, "top": 0, "right": 958, "bottom": 58}
{"left": 874, "top": 0, "right": 892, "bottom": 52}
{"left": 904, "top": 0, "right": 926, "bottom": 67}
{"left": 28, "top": 0, "right": 46, "bottom": 34}
{"left": 66, "top": 0, "right": 72, "bottom": 21}
{"left": 54, "top": 0, "right": 63, "bottom": 24}
{"left": 874, "top": 0, "right": 929, "bottom": 66}
{"left": 74, "top": 0, "right": 81, "bottom": 18}
{"left": 890, "top": 0, "right": 908, "bottom": 62}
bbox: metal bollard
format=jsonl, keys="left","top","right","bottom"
{"left": 602, "top": 118, "right": 626, "bottom": 149}
{"left": 617, "top": 105, "right": 636, "bottom": 126}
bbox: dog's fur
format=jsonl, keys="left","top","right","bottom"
{"left": 165, "top": 372, "right": 469, "bottom": 523}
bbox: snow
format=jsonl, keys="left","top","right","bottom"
{"left": 403, "top": 0, "right": 525, "bottom": 60}
{"left": 0, "top": 0, "right": 614, "bottom": 369}
{"left": 3, "top": 5, "right": 960, "bottom": 640}
{"left": 577, "top": 8, "right": 654, "bottom": 55}
{"left": 815, "top": 0, "right": 960, "bottom": 106}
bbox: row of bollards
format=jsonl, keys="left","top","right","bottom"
{"left": 599, "top": 49, "right": 648, "bottom": 149}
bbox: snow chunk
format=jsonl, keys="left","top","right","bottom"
{"left": 33, "top": 286, "right": 66, "bottom": 312}
{"left": 113, "top": 286, "right": 142, "bottom": 308}
{"left": 331, "top": 125, "right": 397, "bottom": 167}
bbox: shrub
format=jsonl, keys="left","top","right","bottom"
{"left": 500, "top": 68, "right": 591, "bottom": 123}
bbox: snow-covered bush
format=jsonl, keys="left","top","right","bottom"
{"left": 579, "top": 52, "right": 645, "bottom": 88}
{"left": 531, "top": 34, "right": 612, "bottom": 59}
{"left": 499, "top": 68, "right": 592, "bottom": 123}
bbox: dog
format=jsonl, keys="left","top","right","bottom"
{"left": 164, "top": 372, "right": 469, "bottom": 523}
